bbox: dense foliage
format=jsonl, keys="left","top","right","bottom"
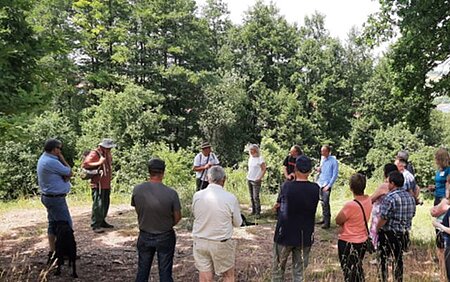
{"left": 0, "top": 0, "right": 449, "bottom": 200}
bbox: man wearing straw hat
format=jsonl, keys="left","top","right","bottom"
{"left": 83, "top": 138, "right": 116, "bottom": 233}
{"left": 193, "top": 141, "right": 220, "bottom": 191}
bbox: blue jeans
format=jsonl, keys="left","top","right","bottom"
{"left": 136, "top": 229, "right": 176, "bottom": 282}
{"left": 41, "top": 195, "right": 72, "bottom": 235}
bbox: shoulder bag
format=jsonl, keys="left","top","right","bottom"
{"left": 354, "top": 199, "right": 375, "bottom": 254}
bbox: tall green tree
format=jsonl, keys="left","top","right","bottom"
{"left": 0, "top": 0, "right": 44, "bottom": 115}
{"left": 364, "top": 0, "right": 450, "bottom": 130}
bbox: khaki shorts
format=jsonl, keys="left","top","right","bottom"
{"left": 193, "top": 237, "right": 236, "bottom": 275}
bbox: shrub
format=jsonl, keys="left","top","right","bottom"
{"left": 0, "top": 111, "right": 77, "bottom": 200}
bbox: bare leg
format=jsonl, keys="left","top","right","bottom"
{"left": 438, "top": 248, "right": 446, "bottom": 281}
{"left": 222, "top": 267, "right": 235, "bottom": 282}
{"left": 199, "top": 271, "right": 214, "bottom": 282}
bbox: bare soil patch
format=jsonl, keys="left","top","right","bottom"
{"left": 0, "top": 204, "right": 441, "bottom": 281}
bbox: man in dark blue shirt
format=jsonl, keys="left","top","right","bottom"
{"left": 37, "top": 138, "right": 73, "bottom": 262}
{"left": 272, "top": 155, "right": 320, "bottom": 282}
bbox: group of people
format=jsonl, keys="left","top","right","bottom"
{"left": 36, "top": 137, "right": 450, "bottom": 282}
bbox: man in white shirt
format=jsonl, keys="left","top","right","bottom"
{"left": 192, "top": 166, "right": 242, "bottom": 282}
{"left": 193, "top": 141, "right": 220, "bottom": 191}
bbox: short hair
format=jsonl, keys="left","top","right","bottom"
{"left": 147, "top": 158, "right": 165, "bottom": 176}
{"left": 207, "top": 166, "right": 226, "bottom": 184}
{"left": 350, "top": 173, "right": 366, "bottom": 195}
{"left": 383, "top": 163, "right": 398, "bottom": 178}
{"left": 44, "top": 138, "right": 62, "bottom": 153}
{"left": 395, "top": 158, "right": 407, "bottom": 167}
{"left": 322, "top": 145, "right": 331, "bottom": 152}
{"left": 249, "top": 144, "right": 260, "bottom": 157}
{"left": 388, "top": 171, "right": 404, "bottom": 188}
{"left": 435, "top": 148, "right": 450, "bottom": 168}
{"left": 292, "top": 145, "right": 303, "bottom": 155}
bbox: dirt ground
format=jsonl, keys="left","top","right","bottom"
{"left": 0, "top": 204, "right": 443, "bottom": 282}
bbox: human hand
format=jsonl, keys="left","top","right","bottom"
{"left": 322, "top": 186, "right": 330, "bottom": 192}
{"left": 99, "top": 156, "right": 106, "bottom": 164}
{"left": 272, "top": 203, "right": 280, "bottom": 212}
{"left": 433, "top": 220, "right": 442, "bottom": 229}
{"left": 315, "top": 166, "right": 321, "bottom": 173}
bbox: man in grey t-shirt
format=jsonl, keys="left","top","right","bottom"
{"left": 131, "top": 158, "right": 182, "bottom": 282}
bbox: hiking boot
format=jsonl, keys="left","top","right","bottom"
{"left": 93, "top": 227, "right": 105, "bottom": 233}
{"left": 100, "top": 222, "right": 114, "bottom": 228}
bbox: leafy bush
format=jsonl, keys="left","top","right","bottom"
{"left": 77, "top": 82, "right": 167, "bottom": 152}
{"left": 0, "top": 111, "right": 77, "bottom": 200}
{"left": 366, "top": 123, "right": 435, "bottom": 187}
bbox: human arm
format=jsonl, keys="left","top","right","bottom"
{"left": 431, "top": 198, "right": 448, "bottom": 217}
{"left": 326, "top": 158, "right": 339, "bottom": 189}
{"left": 377, "top": 196, "right": 391, "bottom": 231}
{"left": 335, "top": 208, "right": 347, "bottom": 226}
{"left": 257, "top": 159, "right": 267, "bottom": 181}
{"left": 232, "top": 197, "right": 243, "bottom": 227}
{"left": 48, "top": 156, "right": 72, "bottom": 177}
{"left": 370, "top": 183, "right": 388, "bottom": 203}
{"left": 283, "top": 165, "right": 289, "bottom": 179}
{"left": 193, "top": 154, "right": 213, "bottom": 172}
{"left": 376, "top": 218, "right": 388, "bottom": 232}
{"left": 172, "top": 192, "right": 182, "bottom": 225}
{"left": 446, "top": 174, "right": 450, "bottom": 198}
{"left": 173, "top": 210, "right": 182, "bottom": 225}
{"left": 84, "top": 150, "right": 106, "bottom": 168}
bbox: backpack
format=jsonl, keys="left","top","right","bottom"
{"left": 80, "top": 150, "right": 101, "bottom": 180}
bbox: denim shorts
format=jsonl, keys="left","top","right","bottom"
{"left": 41, "top": 195, "right": 73, "bottom": 235}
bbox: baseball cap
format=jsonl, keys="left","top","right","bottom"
{"left": 296, "top": 155, "right": 312, "bottom": 173}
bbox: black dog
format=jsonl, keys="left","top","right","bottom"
{"left": 53, "top": 221, "right": 78, "bottom": 278}
{"left": 240, "top": 213, "right": 257, "bottom": 226}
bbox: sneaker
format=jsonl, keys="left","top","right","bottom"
{"left": 316, "top": 220, "right": 325, "bottom": 225}
{"left": 100, "top": 222, "right": 114, "bottom": 228}
{"left": 93, "top": 227, "right": 105, "bottom": 233}
{"left": 321, "top": 224, "right": 330, "bottom": 229}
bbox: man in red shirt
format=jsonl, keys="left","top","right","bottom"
{"left": 83, "top": 138, "right": 116, "bottom": 233}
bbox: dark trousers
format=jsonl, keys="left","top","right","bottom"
{"left": 136, "top": 230, "right": 176, "bottom": 282}
{"left": 247, "top": 180, "right": 261, "bottom": 215}
{"left": 91, "top": 188, "right": 110, "bottom": 228}
{"left": 196, "top": 178, "right": 209, "bottom": 191}
{"left": 320, "top": 189, "right": 331, "bottom": 225}
{"left": 338, "top": 239, "right": 366, "bottom": 282}
{"left": 377, "top": 230, "right": 409, "bottom": 282}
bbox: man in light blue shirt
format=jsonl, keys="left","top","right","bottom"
{"left": 37, "top": 138, "right": 73, "bottom": 262}
{"left": 316, "top": 145, "right": 339, "bottom": 229}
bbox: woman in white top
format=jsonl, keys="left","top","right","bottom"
{"left": 247, "top": 144, "right": 267, "bottom": 216}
